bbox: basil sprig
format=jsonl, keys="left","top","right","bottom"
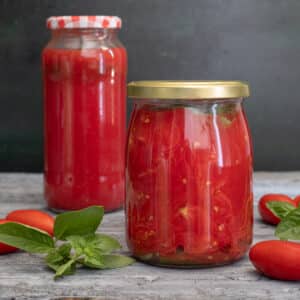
{"left": 0, "top": 206, "right": 134, "bottom": 279}
{"left": 275, "top": 207, "right": 300, "bottom": 240}
{"left": 267, "top": 201, "right": 300, "bottom": 240}
{"left": 266, "top": 201, "right": 296, "bottom": 220}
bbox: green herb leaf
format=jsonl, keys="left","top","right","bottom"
{"left": 82, "top": 250, "right": 106, "bottom": 269}
{"left": 82, "top": 249, "right": 135, "bottom": 270}
{"left": 267, "top": 201, "right": 296, "bottom": 219}
{"left": 0, "top": 222, "right": 54, "bottom": 253}
{"left": 66, "top": 235, "right": 86, "bottom": 256}
{"left": 46, "top": 250, "right": 65, "bottom": 271}
{"left": 57, "top": 243, "right": 72, "bottom": 257}
{"left": 54, "top": 259, "right": 76, "bottom": 279}
{"left": 85, "top": 233, "right": 121, "bottom": 253}
{"left": 275, "top": 207, "right": 300, "bottom": 240}
{"left": 46, "top": 243, "right": 72, "bottom": 271}
{"left": 101, "top": 255, "right": 135, "bottom": 269}
{"left": 54, "top": 206, "right": 104, "bottom": 240}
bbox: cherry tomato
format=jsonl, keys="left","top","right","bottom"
{"left": 294, "top": 195, "right": 300, "bottom": 207}
{"left": 258, "top": 194, "right": 296, "bottom": 225}
{"left": 6, "top": 210, "right": 54, "bottom": 236}
{"left": 249, "top": 240, "right": 300, "bottom": 281}
{"left": 0, "top": 220, "right": 18, "bottom": 254}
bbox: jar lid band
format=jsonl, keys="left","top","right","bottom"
{"left": 127, "top": 81, "right": 250, "bottom": 100}
{"left": 46, "top": 16, "right": 122, "bottom": 29}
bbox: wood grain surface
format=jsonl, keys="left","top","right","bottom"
{"left": 0, "top": 172, "right": 300, "bottom": 300}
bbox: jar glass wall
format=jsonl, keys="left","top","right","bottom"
{"left": 126, "top": 81, "right": 253, "bottom": 266}
{"left": 43, "top": 16, "right": 127, "bottom": 212}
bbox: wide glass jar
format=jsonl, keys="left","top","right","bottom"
{"left": 126, "top": 81, "right": 253, "bottom": 266}
{"left": 42, "top": 16, "right": 127, "bottom": 212}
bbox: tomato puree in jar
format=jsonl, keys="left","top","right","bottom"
{"left": 43, "top": 16, "right": 127, "bottom": 212}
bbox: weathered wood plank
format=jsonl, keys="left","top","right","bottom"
{"left": 0, "top": 172, "right": 300, "bottom": 300}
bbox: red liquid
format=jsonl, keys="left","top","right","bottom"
{"left": 126, "top": 103, "right": 253, "bottom": 265}
{"left": 43, "top": 47, "right": 127, "bottom": 211}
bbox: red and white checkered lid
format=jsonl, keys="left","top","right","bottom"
{"left": 46, "top": 16, "right": 122, "bottom": 29}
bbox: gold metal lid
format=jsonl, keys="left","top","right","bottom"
{"left": 127, "top": 80, "right": 250, "bottom": 100}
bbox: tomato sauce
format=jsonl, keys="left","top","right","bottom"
{"left": 43, "top": 47, "right": 127, "bottom": 211}
{"left": 126, "top": 101, "right": 253, "bottom": 266}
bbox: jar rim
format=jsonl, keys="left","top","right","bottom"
{"left": 127, "top": 80, "right": 250, "bottom": 100}
{"left": 46, "top": 16, "right": 122, "bottom": 30}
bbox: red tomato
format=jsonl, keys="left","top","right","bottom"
{"left": 258, "top": 194, "right": 295, "bottom": 225}
{"left": 249, "top": 240, "right": 300, "bottom": 281}
{"left": 0, "top": 220, "right": 18, "bottom": 254}
{"left": 6, "top": 210, "right": 54, "bottom": 236}
{"left": 294, "top": 195, "right": 300, "bottom": 207}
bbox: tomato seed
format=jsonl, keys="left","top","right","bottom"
{"left": 213, "top": 206, "right": 219, "bottom": 213}
{"left": 218, "top": 224, "right": 225, "bottom": 231}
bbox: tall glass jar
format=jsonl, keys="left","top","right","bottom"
{"left": 43, "top": 16, "right": 127, "bottom": 212}
{"left": 126, "top": 81, "right": 253, "bottom": 266}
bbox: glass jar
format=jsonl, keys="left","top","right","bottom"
{"left": 126, "top": 81, "right": 253, "bottom": 266}
{"left": 42, "top": 16, "right": 127, "bottom": 212}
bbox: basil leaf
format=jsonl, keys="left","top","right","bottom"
{"left": 54, "top": 206, "right": 104, "bottom": 240}
{"left": 0, "top": 222, "right": 54, "bottom": 253}
{"left": 54, "top": 259, "right": 76, "bottom": 279}
{"left": 101, "top": 255, "right": 135, "bottom": 269}
{"left": 82, "top": 249, "right": 134, "bottom": 270}
{"left": 46, "top": 261, "right": 61, "bottom": 272}
{"left": 275, "top": 207, "right": 300, "bottom": 240}
{"left": 83, "top": 250, "right": 106, "bottom": 269}
{"left": 66, "top": 235, "right": 86, "bottom": 256}
{"left": 46, "top": 244, "right": 72, "bottom": 271}
{"left": 85, "top": 233, "right": 121, "bottom": 253}
{"left": 57, "top": 243, "right": 72, "bottom": 257}
{"left": 46, "top": 250, "right": 65, "bottom": 271}
{"left": 267, "top": 201, "right": 296, "bottom": 219}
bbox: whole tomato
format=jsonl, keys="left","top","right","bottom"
{"left": 0, "top": 220, "right": 18, "bottom": 254}
{"left": 6, "top": 210, "right": 54, "bottom": 236}
{"left": 249, "top": 240, "right": 300, "bottom": 280}
{"left": 258, "top": 194, "right": 296, "bottom": 225}
{"left": 294, "top": 195, "right": 300, "bottom": 207}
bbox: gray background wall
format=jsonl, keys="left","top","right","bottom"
{"left": 0, "top": 0, "right": 299, "bottom": 171}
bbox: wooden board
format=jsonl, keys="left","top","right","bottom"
{"left": 0, "top": 172, "right": 300, "bottom": 299}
